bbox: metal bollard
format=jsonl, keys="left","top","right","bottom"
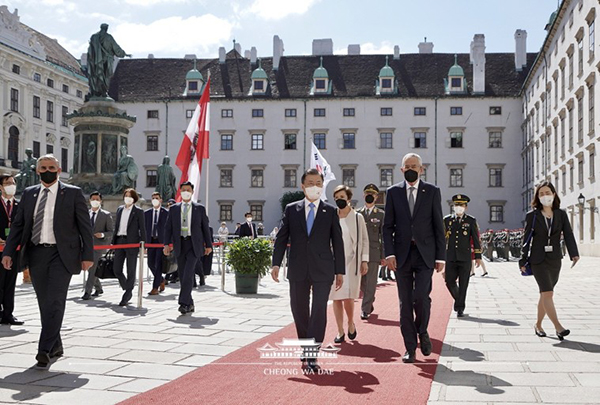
{"left": 132, "top": 241, "right": 145, "bottom": 311}
{"left": 220, "top": 243, "right": 226, "bottom": 291}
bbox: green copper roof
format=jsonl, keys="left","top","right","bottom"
{"left": 251, "top": 59, "right": 268, "bottom": 79}
{"left": 186, "top": 59, "right": 203, "bottom": 80}
{"left": 448, "top": 54, "right": 464, "bottom": 77}
{"left": 379, "top": 55, "right": 395, "bottom": 77}
{"left": 313, "top": 56, "right": 329, "bottom": 79}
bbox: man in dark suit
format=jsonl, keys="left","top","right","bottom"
{"left": 383, "top": 153, "right": 445, "bottom": 363}
{"left": 1, "top": 155, "right": 94, "bottom": 369}
{"left": 238, "top": 212, "right": 257, "bottom": 239}
{"left": 163, "top": 182, "right": 212, "bottom": 314}
{"left": 271, "top": 168, "right": 345, "bottom": 372}
{"left": 82, "top": 191, "right": 113, "bottom": 300}
{"left": 0, "top": 174, "right": 23, "bottom": 325}
{"left": 145, "top": 192, "right": 168, "bottom": 295}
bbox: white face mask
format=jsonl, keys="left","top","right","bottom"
{"left": 454, "top": 206, "right": 465, "bottom": 215}
{"left": 304, "top": 186, "right": 323, "bottom": 201}
{"left": 540, "top": 195, "right": 554, "bottom": 207}
{"left": 152, "top": 199, "right": 161, "bottom": 208}
{"left": 181, "top": 191, "right": 193, "bottom": 201}
{"left": 246, "top": 217, "right": 253, "bottom": 223}
{"left": 124, "top": 197, "right": 134, "bottom": 206}
{"left": 90, "top": 200, "right": 101, "bottom": 209}
{"left": 3, "top": 185, "right": 16, "bottom": 196}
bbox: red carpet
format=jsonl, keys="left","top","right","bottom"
{"left": 121, "top": 275, "right": 453, "bottom": 405}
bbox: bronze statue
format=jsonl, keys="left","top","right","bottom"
{"left": 156, "top": 156, "right": 177, "bottom": 201}
{"left": 86, "top": 23, "right": 130, "bottom": 98}
{"left": 15, "top": 148, "right": 37, "bottom": 193}
{"left": 112, "top": 145, "right": 138, "bottom": 194}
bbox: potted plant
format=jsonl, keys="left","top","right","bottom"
{"left": 225, "top": 237, "right": 273, "bottom": 294}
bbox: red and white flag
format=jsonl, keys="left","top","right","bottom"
{"left": 175, "top": 78, "right": 210, "bottom": 202}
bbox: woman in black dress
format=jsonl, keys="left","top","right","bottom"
{"left": 519, "top": 181, "right": 579, "bottom": 340}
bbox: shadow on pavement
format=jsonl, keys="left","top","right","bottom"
{"left": 456, "top": 316, "right": 519, "bottom": 326}
{"left": 167, "top": 316, "right": 219, "bottom": 329}
{"left": 335, "top": 340, "right": 401, "bottom": 363}
{"left": 417, "top": 363, "right": 512, "bottom": 394}
{"left": 552, "top": 339, "right": 600, "bottom": 352}
{"left": 288, "top": 370, "right": 380, "bottom": 394}
{"left": 0, "top": 369, "right": 89, "bottom": 401}
{"left": 364, "top": 314, "right": 398, "bottom": 327}
{"left": 439, "top": 343, "right": 485, "bottom": 362}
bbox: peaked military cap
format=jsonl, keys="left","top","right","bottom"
{"left": 452, "top": 194, "right": 470, "bottom": 204}
{"left": 363, "top": 183, "right": 379, "bottom": 193}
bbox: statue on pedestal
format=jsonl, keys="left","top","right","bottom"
{"left": 112, "top": 145, "right": 138, "bottom": 195}
{"left": 156, "top": 156, "right": 177, "bottom": 201}
{"left": 15, "top": 148, "right": 37, "bottom": 193}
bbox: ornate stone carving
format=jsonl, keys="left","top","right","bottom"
{"left": 0, "top": 6, "right": 46, "bottom": 60}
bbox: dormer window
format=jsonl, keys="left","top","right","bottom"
{"left": 311, "top": 57, "right": 331, "bottom": 95}
{"left": 189, "top": 81, "right": 198, "bottom": 91}
{"left": 250, "top": 59, "right": 268, "bottom": 96}
{"left": 254, "top": 80, "right": 264, "bottom": 91}
{"left": 315, "top": 79, "right": 326, "bottom": 90}
{"left": 184, "top": 59, "right": 204, "bottom": 96}
{"left": 381, "top": 79, "right": 392, "bottom": 89}
{"left": 451, "top": 78, "right": 462, "bottom": 88}
{"left": 377, "top": 55, "right": 396, "bottom": 95}
{"left": 445, "top": 54, "right": 467, "bottom": 95}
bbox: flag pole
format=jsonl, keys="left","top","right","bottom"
{"left": 205, "top": 70, "right": 211, "bottom": 212}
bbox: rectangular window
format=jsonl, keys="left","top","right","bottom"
{"left": 284, "top": 133, "right": 297, "bottom": 150}
{"left": 578, "top": 158, "right": 584, "bottom": 184}
{"left": 46, "top": 144, "right": 54, "bottom": 154}
{"left": 220, "top": 169, "right": 233, "bottom": 187}
{"left": 342, "top": 169, "right": 355, "bottom": 187}
{"left": 561, "top": 116, "right": 566, "bottom": 156}
{"left": 250, "top": 205, "right": 263, "bottom": 221}
{"left": 560, "top": 66, "right": 565, "bottom": 99}
{"left": 62, "top": 84, "right": 69, "bottom": 94}
{"left": 562, "top": 169, "right": 567, "bottom": 193}
{"left": 10, "top": 88, "right": 18, "bottom": 112}
{"left": 47, "top": 101, "right": 54, "bottom": 122}
{"left": 450, "top": 106, "right": 463, "bottom": 115}
{"left": 251, "top": 169, "right": 264, "bottom": 187}
{"left": 380, "top": 107, "right": 393, "bottom": 116}
{"left": 61, "top": 148, "right": 68, "bottom": 172}
{"left": 414, "top": 107, "right": 426, "bottom": 116}
{"left": 490, "top": 106, "right": 502, "bottom": 115}
{"left": 568, "top": 54, "right": 574, "bottom": 88}
{"left": 589, "top": 84, "right": 595, "bottom": 133}
{"left": 570, "top": 164, "right": 574, "bottom": 189}
{"left": 314, "top": 133, "right": 326, "bottom": 149}
{"left": 315, "top": 79, "right": 326, "bottom": 89}
{"left": 380, "top": 168, "right": 393, "bottom": 187}
{"left": 252, "top": 109, "right": 264, "bottom": 118}
{"left": 450, "top": 168, "right": 463, "bottom": 187}
{"left": 568, "top": 107, "right": 574, "bottom": 150}
{"left": 147, "top": 110, "right": 159, "bottom": 119}
{"left": 76, "top": 89, "right": 83, "bottom": 98}
{"left": 12, "top": 64, "right": 20, "bottom": 74}
{"left": 33, "top": 141, "right": 40, "bottom": 158}
{"left": 414, "top": 132, "right": 427, "bottom": 148}
{"left": 578, "top": 96, "right": 584, "bottom": 143}
{"left": 450, "top": 132, "right": 463, "bottom": 148}
{"left": 220, "top": 134, "right": 233, "bottom": 150}
{"left": 221, "top": 109, "right": 233, "bottom": 118}
{"left": 285, "top": 108, "right": 297, "bottom": 117}
{"left": 489, "top": 168, "right": 503, "bottom": 187}
{"left": 147, "top": 135, "right": 159, "bottom": 151}
{"left": 61, "top": 106, "right": 68, "bottom": 127}
{"left": 284, "top": 169, "right": 297, "bottom": 188}
{"left": 343, "top": 108, "right": 355, "bottom": 117}
{"left": 380, "top": 132, "right": 393, "bottom": 149}
{"left": 33, "top": 73, "right": 41, "bottom": 82}
{"left": 490, "top": 205, "right": 504, "bottom": 222}
{"left": 146, "top": 170, "right": 157, "bottom": 188}
{"left": 47, "top": 78, "right": 54, "bottom": 88}
{"left": 220, "top": 204, "right": 233, "bottom": 222}
{"left": 251, "top": 134, "right": 264, "bottom": 150}
{"left": 342, "top": 133, "right": 355, "bottom": 149}
{"left": 578, "top": 38, "right": 584, "bottom": 76}
{"left": 590, "top": 150, "right": 596, "bottom": 178}
{"left": 381, "top": 78, "right": 392, "bottom": 89}
{"left": 451, "top": 78, "right": 462, "bottom": 88}
{"left": 314, "top": 108, "right": 326, "bottom": 117}
{"left": 189, "top": 81, "right": 198, "bottom": 91}
{"left": 489, "top": 132, "right": 502, "bottom": 148}
{"left": 590, "top": 20, "right": 595, "bottom": 59}
{"left": 186, "top": 109, "right": 194, "bottom": 118}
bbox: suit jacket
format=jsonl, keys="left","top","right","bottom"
{"left": 0, "top": 197, "right": 19, "bottom": 270}
{"left": 356, "top": 205, "right": 385, "bottom": 262}
{"left": 2, "top": 182, "right": 94, "bottom": 274}
{"left": 272, "top": 200, "right": 345, "bottom": 283}
{"left": 239, "top": 222, "right": 257, "bottom": 238}
{"left": 111, "top": 205, "right": 146, "bottom": 245}
{"left": 91, "top": 208, "right": 113, "bottom": 255}
{"left": 383, "top": 180, "right": 445, "bottom": 269}
{"left": 144, "top": 207, "right": 168, "bottom": 243}
{"left": 519, "top": 208, "right": 578, "bottom": 267}
{"left": 164, "top": 202, "right": 212, "bottom": 258}
{"left": 444, "top": 214, "right": 482, "bottom": 261}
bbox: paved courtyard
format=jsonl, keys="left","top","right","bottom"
{"left": 0, "top": 256, "right": 599, "bottom": 404}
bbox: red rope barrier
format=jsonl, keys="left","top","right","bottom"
{"left": 0, "top": 240, "right": 225, "bottom": 253}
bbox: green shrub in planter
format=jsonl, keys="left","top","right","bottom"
{"left": 226, "top": 237, "right": 273, "bottom": 294}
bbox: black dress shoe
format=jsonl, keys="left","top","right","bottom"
{"left": 178, "top": 305, "right": 189, "bottom": 315}
{"left": 305, "top": 359, "right": 321, "bottom": 372}
{"left": 81, "top": 293, "right": 91, "bottom": 301}
{"left": 334, "top": 333, "right": 345, "bottom": 344}
{"left": 1, "top": 316, "right": 24, "bottom": 325}
{"left": 457, "top": 310, "right": 465, "bottom": 318}
{"left": 419, "top": 332, "right": 432, "bottom": 356}
{"left": 92, "top": 289, "right": 103, "bottom": 297}
{"left": 49, "top": 346, "right": 64, "bottom": 358}
{"left": 35, "top": 351, "right": 50, "bottom": 369}
{"left": 360, "top": 311, "right": 370, "bottom": 320}
{"left": 119, "top": 291, "right": 132, "bottom": 307}
{"left": 188, "top": 304, "right": 195, "bottom": 313}
{"left": 402, "top": 351, "right": 416, "bottom": 363}
{"left": 557, "top": 329, "right": 570, "bottom": 341}
{"left": 348, "top": 325, "right": 357, "bottom": 340}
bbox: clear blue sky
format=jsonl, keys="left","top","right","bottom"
{"left": 8, "top": 0, "right": 558, "bottom": 59}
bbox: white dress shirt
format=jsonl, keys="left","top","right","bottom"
{"left": 33, "top": 181, "right": 59, "bottom": 244}
{"left": 117, "top": 205, "right": 133, "bottom": 236}
{"left": 304, "top": 198, "right": 321, "bottom": 220}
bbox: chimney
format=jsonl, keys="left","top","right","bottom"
{"left": 244, "top": 50, "right": 251, "bottom": 59}
{"left": 312, "top": 38, "right": 333, "bottom": 56}
{"left": 418, "top": 37, "right": 434, "bottom": 54}
{"left": 80, "top": 53, "right": 87, "bottom": 67}
{"left": 219, "top": 47, "right": 226, "bottom": 64}
{"left": 393, "top": 45, "right": 400, "bottom": 60}
{"left": 347, "top": 44, "right": 360, "bottom": 55}
{"left": 184, "top": 54, "right": 197, "bottom": 60}
{"left": 234, "top": 42, "right": 242, "bottom": 55}
{"left": 471, "top": 34, "right": 486, "bottom": 95}
{"left": 273, "top": 35, "right": 284, "bottom": 70}
{"left": 514, "top": 29, "right": 527, "bottom": 71}
{"left": 148, "top": 54, "right": 154, "bottom": 59}
{"left": 250, "top": 47, "right": 257, "bottom": 66}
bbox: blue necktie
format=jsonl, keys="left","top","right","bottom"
{"left": 307, "top": 203, "right": 315, "bottom": 235}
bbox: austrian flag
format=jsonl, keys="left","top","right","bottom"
{"left": 175, "top": 77, "right": 210, "bottom": 202}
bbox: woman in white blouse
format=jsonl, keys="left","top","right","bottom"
{"left": 330, "top": 185, "right": 369, "bottom": 343}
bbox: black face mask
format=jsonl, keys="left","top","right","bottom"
{"left": 365, "top": 194, "right": 375, "bottom": 204}
{"left": 404, "top": 169, "right": 419, "bottom": 183}
{"left": 335, "top": 199, "right": 348, "bottom": 209}
{"left": 39, "top": 171, "right": 58, "bottom": 184}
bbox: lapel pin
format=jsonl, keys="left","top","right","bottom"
{"left": 322, "top": 209, "right": 326, "bottom": 212}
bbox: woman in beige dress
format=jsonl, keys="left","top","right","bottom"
{"left": 330, "top": 185, "right": 369, "bottom": 343}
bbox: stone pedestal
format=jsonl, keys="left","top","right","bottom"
{"left": 67, "top": 98, "right": 136, "bottom": 196}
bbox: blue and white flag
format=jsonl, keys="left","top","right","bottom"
{"left": 310, "top": 141, "right": 336, "bottom": 201}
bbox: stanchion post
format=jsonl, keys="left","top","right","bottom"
{"left": 137, "top": 241, "right": 144, "bottom": 309}
{"left": 221, "top": 243, "right": 225, "bottom": 291}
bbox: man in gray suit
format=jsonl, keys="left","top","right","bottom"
{"left": 82, "top": 191, "right": 113, "bottom": 300}
{"left": 357, "top": 184, "right": 386, "bottom": 320}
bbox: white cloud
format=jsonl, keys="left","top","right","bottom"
{"left": 123, "top": 0, "right": 188, "bottom": 5}
{"left": 111, "top": 15, "right": 233, "bottom": 57}
{"left": 334, "top": 41, "right": 395, "bottom": 55}
{"left": 247, "top": 0, "right": 320, "bottom": 20}
{"left": 49, "top": 34, "right": 88, "bottom": 57}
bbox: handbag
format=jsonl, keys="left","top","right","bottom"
{"left": 95, "top": 249, "right": 116, "bottom": 279}
{"left": 521, "top": 211, "right": 537, "bottom": 276}
{"left": 161, "top": 252, "right": 178, "bottom": 275}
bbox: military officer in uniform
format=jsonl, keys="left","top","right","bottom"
{"left": 357, "top": 184, "right": 385, "bottom": 320}
{"left": 443, "top": 194, "right": 482, "bottom": 317}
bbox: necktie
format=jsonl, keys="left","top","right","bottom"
{"left": 152, "top": 210, "right": 158, "bottom": 238}
{"left": 250, "top": 223, "right": 254, "bottom": 239}
{"left": 6, "top": 200, "right": 11, "bottom": 224}
{"left": 307, "top": 203, "right": 315, "bottom": 235}
{"left": 91, "top": 211, "right": 96, "bottom": 228}
{"left": 408, "top": 187, "right": 415, "bottom": 216}
{"left": 182, "top": 204, "right": 189, "bottom": 237}
{"left": 31, "top": 188, "right": 49, "bottom": 245}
